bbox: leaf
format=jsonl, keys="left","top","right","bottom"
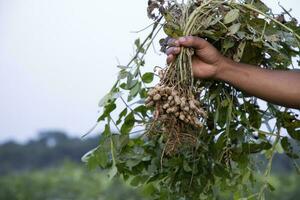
{"left": 281, "top": 137, "right": 299, "bottom": 159}
{"left": 240, "top": 42, "right": 263, "bottom": 65}
{"left": 163, "top": 23, "right": 183, "bottom": 38}
{"left": 86, "top": 153, "right": 100, "bottom": 170}
{"left": 120, "top": 112, "right": 135, "bottom": 134}
{"left": 134, "top": 38, "right": 141, "bottom": 48}
{"left": 117, "top": 65, "right": 127, "bottom": 69}
{"left": 98, "top": 91, "right": 122, "bottom": 107}
{"left": 134, "top": 105, "right": 149, "bottom": 117}
{"left": 287, "top": 128, "right": 300, "bottom": 141}
{"left": 127, "top": 73, "right": 138, "bottom": 89}
{"left": 267, "top": 182, "right": 276, "bottom": 191}
{"left": 242, "top": 142, "right": 272, "bottom": 154}
{"left": 98, "top": 102, "right": 117, "bottom": 122}
{"left": 224, "top": 9, "right": 240, "bottom": 24}
{"left": 183, "top": 160, "right": 192, "bottom": 172}
{"left": 139, "top": 88, "right": 148, "bottom": 99}
{"left": 116, "top": 108, "right": 128, "bottom": 125}
{"left": 131, "top": 176, "right": 142, "bottom": 187}
{"left": 228, "top": 23, "right": 241, "bottom": 35}
{"left": 98, "top": 93, "right": 113, "bottom": 107}
{"left": 222, "top": 39, "right": 235, "bottom": 52}
{"left": 118, "top": 69, "right": 128, "bottom": 80}
{"left": 280, "top": 112, "right": 300, "bottom": 141}
{"left": 102, "top": 123, "right": 111, "bottom": 137}
{"left": 126, "top": 159, "right": 142, "bottom": 170}
{"left": 142, "top": 183, "right": 157, "bottom": 196}
{"left": 97, "top": 149, "right": 109, "bottom": 168}
{"left": 130, "top": 175, "right": 148, "bottom": 187}
{"left": 246, "top": 0, "right": 270, "bottom": 13}
{"left": 142, "top": 72, "right": 154, "bottom": 83}
{"left": 233, "top": 40, "right": 246, "bottom": 62}
{"left": 200, "top": 15, "right": 213, "bottom": 29}
{"left": 130, "top": 82, "right": 141, "bottom": 98}
{"left": 214, "top": 163, "right": 230, "bottom": 178}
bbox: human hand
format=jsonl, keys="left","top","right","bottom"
{"left": 166, "top": 36, "right": 225, "bottom": 79}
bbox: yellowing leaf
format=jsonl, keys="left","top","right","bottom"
{"left": 233, "top": 40, "right": 246, "bottom": 62}
{"left": 163, "top": 23, "right": 183, "bottom": 38}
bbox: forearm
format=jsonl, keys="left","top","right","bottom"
{"left": 216, "top": 58, "right": 300, "bottom": 109}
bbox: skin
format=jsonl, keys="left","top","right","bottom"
{"left": 166, "top": 36, "right": 300, "bottom": 109}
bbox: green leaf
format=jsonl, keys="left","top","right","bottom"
{"left": 130, "top": 176, "right": 141, "bottom": 187}
{"left": 183, "top": 160, "right": 192, "bottom": 172}
{"left": 280, "top": 112, "right": 300, "bottom": 141}
{"left": 120, "top": 112, "right": 135, "bottom": 134}
{"left": 142, "top": 183, "right": 158, "bottom": 196}
{"left": 102, "top": 124, "right": 111, "bottom": 137}
{"left": 84, "top": 148, "right": 100, "bottom": 170}
{"left": 134, "top": 38, "right": 140, "bottom": 48}
{"left": 224, "top": 9, "right": 240, "bottom": 24}
{"left": 116, "top": 108, "right": 128, "bottom": 125}
{"left": 117, "top": 65, "right": 127, "bottom": 69}
{"left": 108, "top": 165, "right": 118, "bottom": 180}
{"left": 222, "top": 39, "right": 235, "bottom": 52}
{"left": 97, "top": 149, "right": 109, "bottom": 168}
{"left": 130, "top": 82, "right": 141, "bottom": 98}
{"left": 142, "top": 72, "right": 154, "bottom": 83}
{"left": 246, "top": 0, "right": 270, "bottom": 13}
{"left": 139, "top": 88, "right": 148, "bottom": 98}
{"left": 126, "top": 159, "right": 142, "bottom": 170}
{"left": 267, "top": 182, "right": 276, "bottom": 191}
{"left": 214, "top": 163, "right": 230, "bottom": 178}
{"left": 118, "top": 69, "right": 128, "bottom": 80}
{"left": 134, "top": 105, "right": 149, "bottom": 117}
{"left": 130, "top": 175, "right": 148, "bottom": 187}
{"left": 98, "top": 102, "right": 117, "bottom": 122}
{"left": 281, "top": 137, "right": 299, "bottom": 159}
{"left": 127, "top": 73, "right": 138, "bottom": 89}
{"left": 228, "top": 23, "right": 241, "bottom": 35}
{"left": 242, "top": 142, "right": 272, "bottom": 154}
{"left": 163, "top": 23, "right": 183, "bottom": 38}
{"left": 134, "top": 38, "right": 145, "bottom": 53}
{"left": 287, "top": 128, "right": 300, "bottom": 141}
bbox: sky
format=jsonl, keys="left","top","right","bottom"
{"left": 0, "top": 0, "right": 299, "bottom": 143}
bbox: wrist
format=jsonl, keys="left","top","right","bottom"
{"left": 214, "top": 56, "right": 235, "bottom": 81}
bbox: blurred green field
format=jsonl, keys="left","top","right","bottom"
{"left": 1, "top": 163, "right": 300, "bottom": 200}
{"left": 1, "top": 131, "right": 300, "bottom": 200}
{"left": 0, "top": 163, "right": 145, "bottom": 200}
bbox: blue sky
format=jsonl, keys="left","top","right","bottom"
{"left": 0, "top": 0, "right": 299, "bottom": 142}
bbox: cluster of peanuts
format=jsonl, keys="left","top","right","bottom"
{"left": 145, "top": 85, "right": 207, "bottom": 128}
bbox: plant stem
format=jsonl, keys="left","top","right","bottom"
{"left": 237, "top": 3, "right": 300, "bottom": 41}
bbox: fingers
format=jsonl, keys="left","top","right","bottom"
{"left": 167, "top": 54, "right": 175, "bottom": 64}
{"left": 167, "top": 38, "right": 179, "bottom": 47}
{"left": 178, "top": 36, "right": 208, "bottom": 50}
{"left": 165, "top": 36, "right": 208, "bottom": 64}
{"left": 166, "top": 47, "right": 180, "bottom": 56}
{"left": 166, "top": 47, "right": 180, "bottom": 64}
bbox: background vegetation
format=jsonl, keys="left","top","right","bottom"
{"left": 0, "top": 131, "right": 299, "bottom": 199}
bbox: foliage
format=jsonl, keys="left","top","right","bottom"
{"left": 85, "top": 0, "right": 300, "bottom": 199}
{"left": 0, "top": 163, "right": 145, "bottom": 200}
{"left": 0, "top": 131, "right": 98, "bottom": 175}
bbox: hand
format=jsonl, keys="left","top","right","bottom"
{"left": 166, "top": 36, "right": 225, "bottom": 79}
